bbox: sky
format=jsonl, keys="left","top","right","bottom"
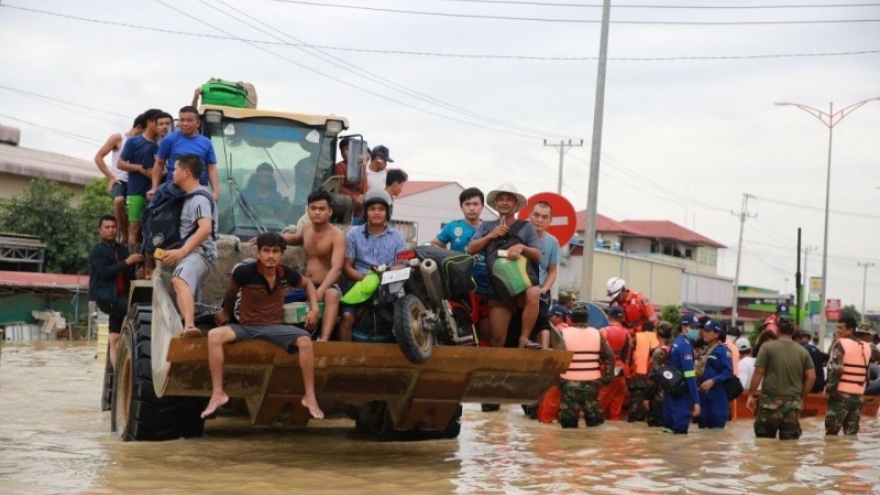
{"left": 1, "top": 0, "right": 879, "bottom": 310}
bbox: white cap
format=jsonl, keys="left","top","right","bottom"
{"left": 735, "top": 337, "right": 751, "bottom": 352}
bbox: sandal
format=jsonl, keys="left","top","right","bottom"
{"left": 180, "top": 326, "right": 203, "bottom": 338}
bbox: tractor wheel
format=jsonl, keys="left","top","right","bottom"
{"left": 112, "top": 306, "right": 206, "bottom": 441}
{"left": 393, "top": 294, "right": 433, "bottom": 364}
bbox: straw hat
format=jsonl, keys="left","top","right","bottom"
{"left": 486, "top": 183, "right": 528, "bottom": 214}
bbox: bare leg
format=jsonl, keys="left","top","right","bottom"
{"left": 172, "top": 277, "right": 196, "bottom": 330}
{"left": 114, "top": 196, "right": 129, "bottom": 242}
{"left": 319, "top": 288, "right": 341, "bottom": 341}
{"left": 518, "top": 287, "right": 540, "bottom": 347}
{"left": 128, "top": 221, "right": 141, "bottom": 253}
{"left": 339, "top": 312, "right": 354, "bottom": 342}
{"left": 538, "top": 330, "right": 550, "bottom": 349}
{"left": 295, "top": 336, "right": 324, "bottom": 419}
{"left": 476, "top": 316, "right": 491, "bottom": 345}
{"left": 202, "top": 326, "right": 236, "bottom": 419}
{"left": 108, "top": 333, "right": 120, "bottom": 369}
{"left": 488, "top": 306, "right": 512, "bottom": 347}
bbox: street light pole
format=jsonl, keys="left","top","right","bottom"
{"left": 775, "top": 97, "right": 880, "bottom": 348}
{"left": 858, "top": 262, "right": 874, "bottom": 323}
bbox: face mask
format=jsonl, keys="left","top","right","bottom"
{"left": 687, "top": 329, "right": 700, "bottom": 342}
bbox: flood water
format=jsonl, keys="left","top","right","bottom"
{"left": 1, "top": 342, "right": 879, "bottom": 495}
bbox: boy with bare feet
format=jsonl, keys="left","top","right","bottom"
{"left": 202, "top": 232, "right": 324, "bottom": 420}
{"left": 281, "top": 190, "right": 346, "bottom": 341}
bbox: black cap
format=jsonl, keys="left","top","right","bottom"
{"left": 371, "top": 145, "right": 394, "bottom": 163}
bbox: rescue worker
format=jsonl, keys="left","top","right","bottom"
{"left": 598, "top": 307, "right": 631, "bottom": 420}
{"left": 855, "top": 324, "right": 880, "bottom": 364}
{"left": 696, "top": 319, "right": 734, "bottom": 429}
{"left": 606, "top": 277, "right": 659, "bottom": 334}
{"left": 645, "top": 321, "right": 673, "bottom": 427}
{"left": 825, "top": 316, "right": 873, "bottom": 435}
{"left": 662, "top": 313, "right": 701, "bottom": 434}
{"left": 627, "top": 320, "right": 660, "bottom": 422}
{"left": 558, "top": 302, "right": 615, "bottom": 428}
{"left": 746, "top": 316, "right": 815, "bottom": 440}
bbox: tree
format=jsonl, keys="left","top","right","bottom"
{"left": 660, "top": 305, "right": 681, "bottom": 331}
{"left": 840, "top": 304, "right": 861, "bottom": 323}
{"left": 78, "top": 178, "right": 113, "bottom": 247}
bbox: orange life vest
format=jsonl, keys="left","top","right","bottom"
{"left": 838, "top": 338, "right": 872, "bottom": 396}
{"left": 560, "top": 326, "right": 603, "bottom": 381}
{"left": 631, "top": 331, "right": 660, "bottom": 376}
{"left": 601, "top": 323, "right": 630, "bottom": 376}
{"left": 614, "top": 290, "right": 655, "bottom": 332}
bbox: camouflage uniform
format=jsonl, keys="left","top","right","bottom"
{"left": 825, "top": 341, "right": 865, "bottom": 435}
{"left": 754, "top": 395, "right": 803, "bottom": 440}
{"left": 645, "top": 345, "right": 669, "bottom": 427}
{"left": 559, "top": 329, "right": 615, "bottom": 428}
{"left": 626, "top": 375, "right": 650, "bottom": 422}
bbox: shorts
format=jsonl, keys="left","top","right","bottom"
{"left": 97, "top": 296, "right": 128, "bottom": 334}
{"left": 111, "top": 181, "right": 127, "bottom": 199}
{"left": 229, "top": 323, "right": 310, "bottom": 353}
{"left": 127, "top": 194, "right": 147, "bottom": 222}
{"left": 171, "top": 253, "right": 212, "bottom": 295}
{"left": 285, "top": 284, "right": 341, "bottom": 303}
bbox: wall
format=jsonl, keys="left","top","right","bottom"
{"left": 560, "top": 250, "right": 683, "bottom": 307}
{"left": 394, "top": 184, "right": 498, "bottom": 245}
{"left": 680, "top": 271, "right": 734, "bottom": 311}
{"left": 0, "top": 173, "right": 88, "bottom": 204}
{"left": 0, "top": 291, "right": 87, "bottom": 326}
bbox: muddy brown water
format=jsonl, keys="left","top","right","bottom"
{"left": 1, "top": 342, "right": 879, "bottom": 495}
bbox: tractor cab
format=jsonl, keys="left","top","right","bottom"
{"left": 199, "top": 105, "right": 349, "bottom": 239}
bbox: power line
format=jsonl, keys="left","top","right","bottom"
{"left": 257, "top": 0, "right": 880, "bottom": 24}
{"left": 0, "top": 86, "right": 129, "bottom": 128}
{"left": 4, "top": 6, "right": 878, "bottom": 62}
{"left": 752, "top": 194, "right": 880, "bottom": 220}
{"left": 420, "top": 0, "right": 880, "bottom": 8}
{"left": 0, "top": 84, "right": 131, "bottom": 119}
{"left": 206, "top": 0, "right": 567, "bottom": 139}
{"left": 0, "top": 114, "right": 104, "bottom": 146}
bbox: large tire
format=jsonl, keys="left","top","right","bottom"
{"left": 393, "top": 294, "right": 433, "bottom": 364}
{"left": 355, "top": 401, "right": 462, "bottom": 441}
{"left": 112, "top": 305, "right": 206, "bottom": 441}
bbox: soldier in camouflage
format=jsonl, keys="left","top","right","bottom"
{"left": 826, "top": 316, "right": 872, "bottom": 435}
{"left": 558, "top": 303, "right": 616, "bottom": 428}
{"left": 746, "top": 316, "right": 816, "bottom": 440}
{"left": 644, "top": 321, "right": 673, "bottom": 427}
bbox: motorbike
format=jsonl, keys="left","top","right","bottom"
{"left": 373, "top": 246, "right": 479, "bottom": 364}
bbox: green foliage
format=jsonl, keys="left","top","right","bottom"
{"left": 0, "top": 176, "right": 114, "bottom": 274}
{"left": 660, "top": 305, "right": 681, "bottom": 331}
{"left": 840, "top": 304, "right": 861, "bottom": 323}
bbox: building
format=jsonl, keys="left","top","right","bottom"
{"left": 393, "top": 181, "right": 498, "bottom": 245}
{"left": 0, "top": 270, "right": 89, "bottom": 341}
{"left": 564, "top": 211, "right": 732, "bottom": 311}
{"left": 0, "top": 125, "right": 102, "bottom": 203}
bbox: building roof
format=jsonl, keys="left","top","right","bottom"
{"left": 397, "top": 181, "right": 458, "bottom": 199}
{"left": 0, "top": 271, "right": 88, "bottom": 291}
{"left": 575, "top": 211, "right": 631, "bottom": 233}
{"left": 0, "top": 143, "right": 101, "bottom": 186}
{"left": 617, "top": 220, "right": 726, "bottom": 248}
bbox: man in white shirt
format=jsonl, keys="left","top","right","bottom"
{"left": 737, "top": 337, "right": 757, "bottom": 390}
{"left": 366, "top": 145, "right": 392, "bottom": 192}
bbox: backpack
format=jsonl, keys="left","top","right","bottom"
{"left": 413, "top": 245, "right": 476, "bottom": 298}
{"left": 142, "top": 181, "right": 216, "bottom": 256}
{"left": 651, "top": 364, "right": 688, "bottom": 399}
{"left": 485, "top": 220, "right": 539, "bottom": 300}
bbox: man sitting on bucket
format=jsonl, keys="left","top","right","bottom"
{"left": 201, "top": 232, "right": 324, "bottom": 420}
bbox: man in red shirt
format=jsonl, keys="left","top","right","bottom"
{"left": 606, "top": 277, "right": 659, "bottom": 334}
{"left": 201, "top": 232, "right": 324, "bottom": 420}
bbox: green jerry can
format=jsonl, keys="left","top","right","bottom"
{"left": 200, "top": 82, "right": 249, "bottom": 108}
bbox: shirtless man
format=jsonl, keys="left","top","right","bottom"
{"left": 282, "top": 190, "right": 345, "bottom": 341}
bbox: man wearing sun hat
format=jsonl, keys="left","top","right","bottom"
{"left": 468, "top": 183, "right": 542, "bottom": 349}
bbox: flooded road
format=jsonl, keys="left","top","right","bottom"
{"left": 1, "top": 342, "right": 879, "bottom": 495}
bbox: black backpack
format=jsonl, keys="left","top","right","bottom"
{"left": 413, "top": 245, "right": 476, "bottom": 298}
{"left": 142, "top": 181, "right": 216, "bottom": 255}
{"left": 485, "top": 220, "right": 539, "bottom": 300}
{"left": 650, "top": 364, "right": 688, "bottom": 399}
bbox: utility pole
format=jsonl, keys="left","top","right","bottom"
{"left": 579, "top": 0, "right": 612, "bottom": 302}
{"left": 730, "top": 193, "right": 756, "bottom": 330}
{"left": 544, "top": 139, "right": 584, "bottom": 194}
{"left": 859, "top": 262, "right": 875, "bottom": 323}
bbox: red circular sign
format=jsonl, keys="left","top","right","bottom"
{"left": 516, "top": 192, "right": 577, "bottom": 247}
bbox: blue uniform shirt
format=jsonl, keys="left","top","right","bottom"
{"left": 701, "top": 343, "right": 734, "bottom": 388}
{"left": 436, "top": 219, "right": 488, "bottom": 294}
{"left": 670, "top": 334, "right": 700, "bottom": 404}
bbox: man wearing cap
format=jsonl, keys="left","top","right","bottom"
{"left": 365, "top": 145, "right": 393, "bottom": 193}
{"left": 695, "top": 319, "right": 734, "bottom": 429}
{"left": 548, "top": 304, "right": 570, "bottom": 330}
{"left": 797, "top": 328, "right": 829, "bottom": 393}
{"left": 825, "top": 316, "right": 873, "bottom": 435}
{"left": 598, "top": 307, "right": 631, "bottom": 420}
{"left": 855, "top": 323, "right": 880, "bottom": 364}
{"left": 558, "top": 302, "right": 616, "bottom": 428}
{"left": 736, "top": 337, "right": 757, "bottom": 391}
{"left": 626, "top": 320, "right": 661, "bottom": 422}
{"left": 605, "top": 277, "right": 659, "bottom": 335}
{"left": 468, "top": 183, "right": 542, "bottom": 349}
{"left": 661, "top": 314, "right": 701, "bottom": 434}
{"left": 645, "top": 321, "right": 674, "bottom": 427}
{"left": 746, "top": 316, "right": 815, "bottom": 440}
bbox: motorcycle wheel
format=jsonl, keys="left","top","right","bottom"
{"left": 393, "top": 294, "right": 433, "bottom": 364}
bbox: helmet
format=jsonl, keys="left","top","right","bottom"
{"left": 606, "top": 277, "right": 626, "bottom": 300}
{"left": 362, "top": 188, "right": 393, "bottom": 222}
